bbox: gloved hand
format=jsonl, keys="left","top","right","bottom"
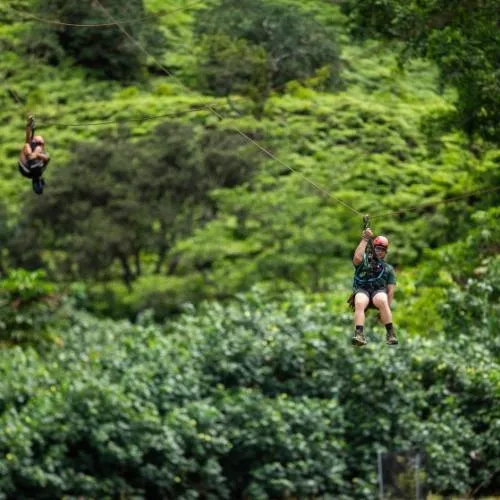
{"left": 27, "top": 115, "right": 35, "bottom": 128}
{"left": 362, "top": 228, "right": 373, "bottom": 241}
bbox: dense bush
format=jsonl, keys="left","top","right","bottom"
{"left": 0, "top": 269, "right": 60, "bottom": 347}
{"left": 0, "top": 283, "right": 498, "bottom": 498}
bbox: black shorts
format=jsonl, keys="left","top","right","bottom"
{"left": 18, "top": 160, "right": 45, "bottom": 179}
{"left": 355, "top": 288, "right": 387, "bottom": 307}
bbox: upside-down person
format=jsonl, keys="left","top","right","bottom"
{"left": 18, "top": 115, "right": 50, "bottom": 194}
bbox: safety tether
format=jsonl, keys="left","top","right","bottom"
{"left": 353, "top": 215, "right": 385, "bottom": 286}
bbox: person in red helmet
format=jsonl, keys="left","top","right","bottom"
{"left": 18, "top": 115, "right": 50, "bottom": 194}
{"left": 350, "top": 227, "right": 397, "bottom": 346}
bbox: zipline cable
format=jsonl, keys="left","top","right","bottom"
{"left": 370, "top": 185, "right": 500, "bottom": 219}
{"left": 37, "top": 105, "right": 215, "bottom": 128}
{"left": 7, "top": 0, "right": 205, "bottom": 28}
{"left": 93, "top": 0, "right": 364, "bottom": 217}
{"left": 207, "top": 106, "right": 363, "bottom": 214}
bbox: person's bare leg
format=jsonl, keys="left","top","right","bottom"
{"left": 373, "top": 292, "right": 397, "bottom": 344}
{"left": 373, "top": 292, "right": 391, "bottom": 324}
{"left": 354, "top": 293, "right": 369, "bottom": 325}
{"left": 353, "top": 293, "right": 370, "bottom": 346}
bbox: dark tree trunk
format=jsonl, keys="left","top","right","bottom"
{"left": 167, "top": 254, "right": 181, "bottom": 275}
{"left": 155, "top": 241, "right": 168, "bottom": 274}
{"left": 118, "top": 254, "right": 133, "bottom": 292}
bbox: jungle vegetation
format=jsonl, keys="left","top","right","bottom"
{"left": 0, "top": 0, "right": 498, "bottom": 497}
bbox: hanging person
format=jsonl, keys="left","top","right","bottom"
{"left": 18, "top": 115, "right": 50, "bottom": 195}
{"left": 349, "top": 225, "right": 398, "bottom": 346}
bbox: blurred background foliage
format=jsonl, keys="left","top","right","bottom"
{"left": 0, "top": 0, "right": 499, "bottom": 497}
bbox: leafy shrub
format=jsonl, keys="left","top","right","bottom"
{"left": 0, "top": 269, "right": 60, "bottom": 347}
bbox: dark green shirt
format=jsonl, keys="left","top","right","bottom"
{"left": 353, "top": 253, "right": 396, "bottom": 292}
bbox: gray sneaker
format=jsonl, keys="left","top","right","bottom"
{"left": 352, "top": 331, "right": 367, "bottom": 346}
{"left": 386, "top": 330, "right": 398, "bottom": 345}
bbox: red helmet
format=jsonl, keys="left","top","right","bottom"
{"left": 373, "top": 235, "right": 389, "bottom": 249}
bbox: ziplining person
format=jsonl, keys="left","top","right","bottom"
{"left": 18, "top": 115, "right": 50, "bottom": 195}
{"left": 349, "top": 218, "right": 397, "bottom": 346}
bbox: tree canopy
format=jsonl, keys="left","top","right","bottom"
{"left": 194, "top": 0, "right": 342, "bottom": 113}
{"left": 26, "top": 0, "right": 166, "bottom": 80}
{"left": 341, "top": 0, "right": 500, "bottom": 143}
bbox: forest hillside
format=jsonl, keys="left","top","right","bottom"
{"left": 0, "top": 0, "right": 498, "bottom": 498}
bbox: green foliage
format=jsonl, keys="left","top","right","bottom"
{"left": 341, "top": 0, "right": 500, "bottom": 143}
{"left": 421, "top": 208, "right": 500, "bottom": 284}
{"left": 194, "top": 0, "right": 342, "bottom": 97}
{"left": 0, "top": 201, "right": 9, "bottom": 275}
{"left": 218, "top": 391, "right": 346, "bottom": 498}
{"left": 196, "top": 34, "right": 270, "bottom": 116}
{"left": 26, "top": 0, "right": 166, "bottom": 81}
{"left": 0, "top": 286, "right": 498, "bottom": 497}
{"left": 87, "top": 273, "right": 208, "bottom": 320}
{"left": 0, "top": 269, "right": 59, "bottom": 347}
{"left": 0, "top": 1, "right": 499, "bottom": 496}
{"left": 396, "top": 207, "right": 500, "bottom": 335}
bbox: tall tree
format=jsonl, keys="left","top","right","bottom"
{"left": 194, "top": 0, "right": 342, "bottom": 112}
{"left": 341, "top": 0, "right": 500, "bottom": 143}
{"left": 27, "top": 0, "right": 165, "bottom": 80}
{"left": 12, "top": 140, "right": 152, "bottom": 288}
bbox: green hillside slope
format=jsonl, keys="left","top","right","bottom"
{"left": 2, "top": 0, "right": 497, "bottom": 322}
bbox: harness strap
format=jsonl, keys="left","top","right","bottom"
{"left": 18, "top": 160, "right": 30, "bottom": 175}
{"left": 363, "top": 214, "right": 379, "bottom": 275}
{"left": 354, "top": 261, "right": 385, "bottom": 285}
{"left": 354, "top": 215, "right": 386, "bottom": 287}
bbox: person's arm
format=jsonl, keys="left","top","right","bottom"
{"left": 353, "top": 228, "right": 373, "bottom": 265}
{"left": 36, "top": 152, "right": 50, "bottom": 162}
{"left": 386, "top": 266, "right": 396, "bottom": 306}
{"left": 25, "top": 115, "right": 34, "bottom": 144}
{"left": 387, "top": 284, "right": 395, "bottom": 307}
{"left": 23, "top": 143, "right": 34, "bottom": 159}
{"left": 24, "top": 144, "right": 49, "bottom": 162}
